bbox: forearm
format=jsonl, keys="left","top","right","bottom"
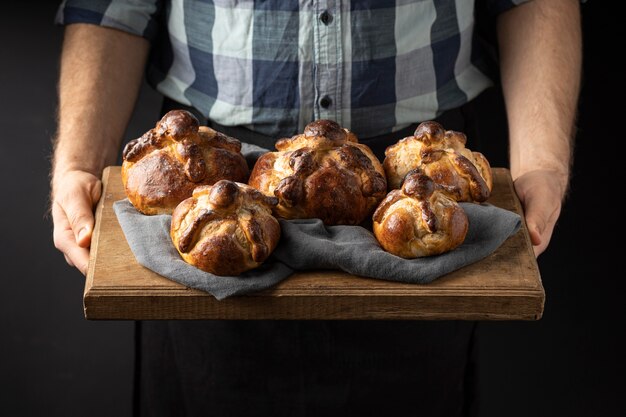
{"left": 52, "top": 23, "right": 150, "bottom": 181}
{"left": 497, "top": 0, "right": 582, "bottom": 196}
{"left": 50, "top": 23, "right": 150, "bottom": 273}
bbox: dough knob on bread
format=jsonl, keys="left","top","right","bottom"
{"left": 122, "top": 110, "right": 249, "bottom": 215}
{"left": 249, "top": 119, "right": 387, "bottom": 225}
{"left": 170, "top": 181, "right": 281, "bottom": 276}
{"left": 383, "top": 120, "right": 492, "bottom": 202}
{"left": 373, "top": 169, "right": 468, "bottom": 258}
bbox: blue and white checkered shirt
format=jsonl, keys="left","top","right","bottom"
{"left": 56, "top": 0, "right": 526, "bottom": 139}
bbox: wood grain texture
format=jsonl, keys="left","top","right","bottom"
{"left": 84, "top": 166, "right": 544, "bottom": 320}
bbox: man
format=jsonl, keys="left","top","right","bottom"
{"left": 51, "top": 1, "right": 581, "bottom": 415}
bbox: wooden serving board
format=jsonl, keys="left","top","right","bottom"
{"left": 84, "top": 166, "right": 543, "bottom": 320}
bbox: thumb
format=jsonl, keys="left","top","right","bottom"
{"left": 65, "top": 180, "right": 102, "bottom": 248}
{"left": 524, "top": 209, "right": 546, "bottom": 247}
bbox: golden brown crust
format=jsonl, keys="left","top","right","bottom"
{"left": 373, "top": 169, "right": 468, "bottom": 258}
{"left": 170, "top": 180, "right": 280, "bottom": 276}
{"left": 248, "top": 120, "right": 387, "bottom": 225}
{"left": 122, "top": 110, "right": 249, "bottom": 215}
{"left": 383, "top": 121, "right": 492, "bottom": 201}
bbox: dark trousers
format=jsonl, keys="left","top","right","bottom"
{"left": 134, "top": 95, "right": 498, "bottom": 417}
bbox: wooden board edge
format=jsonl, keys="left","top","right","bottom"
{"left": 83, "top": 166, "right": 112, "bottom": 315}
{"left": 502, "top": 169, "right": 544, "bottom": 285}
{"left": 84, "top": 285, "right": 546, "bottom": 298}
{"left": 84, "top": 293, "right": 545, "bottom": 321}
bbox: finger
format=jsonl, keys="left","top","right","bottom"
{"left": 64, "top": 254, "right": 74, "bottom": 267}
{"left": 54, "top": 224, "right": 90, "bottom": 273}
{"left": 65, "top": 245, "right": 90, "bottom": 275}
{"left": 532, "top": 220, "right": 557, "bottom": 257}
{"left": 52, "top": 202, "right": 90, "bottom": 275}
{"left": 525, "top": 213, "right": 545, "bottom": 247}
{"left": 524, "top": 201, "right": 560, "bottom": 257}
{"left": 60, "top": 183, "right": 100, "bottom": 248}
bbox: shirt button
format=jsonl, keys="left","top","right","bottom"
{"left": 319, "top": 96, "right": 332, "bottom": 108}
{"left": 319, "top": 10, "right": 332, "bottom": 25}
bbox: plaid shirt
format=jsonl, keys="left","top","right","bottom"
{"left": 56, "top": 0, "right": 526, "bottom": 139}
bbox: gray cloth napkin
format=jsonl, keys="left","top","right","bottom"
{"left": 113, "top": 199, "right": 293, "bottom": 300}
{"left": 272, "top": 203, "right": 521, "bottom": 284}
{"left": 113, "top": 199, "right": 521, "bottom": 300}
{"left": 241, "top": 142, "right": 272, "bottom": 170}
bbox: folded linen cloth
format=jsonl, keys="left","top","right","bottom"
{"left": 272, "top": 203, "right": 521, "bottom": 284}
{"left": 113, "top": 199, "right": 521, "bottom": 300}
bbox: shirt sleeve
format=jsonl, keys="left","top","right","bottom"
{"left": 54, "top": 0, "right": 162, "bottom": 41}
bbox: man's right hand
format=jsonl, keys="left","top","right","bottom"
{"left": 51, "top": 170, "right": 102, "bottom": 275}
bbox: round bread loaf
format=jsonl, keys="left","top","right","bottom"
{"left": 122, "top": 110, "right": 249, "bottom": 215}
{"left": 248, "top": 119, "right": 387, "bottom": 225}
{"left": 383, "top": 121, "right": 492, "bottom": 202}
{"left": 373, "top": 169, "right": 468, "bottom": 258}
{"left": 170, "top": 180, "right": 281, "bottom": 276}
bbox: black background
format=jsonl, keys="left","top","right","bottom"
{"left": 1, "top": 2, "right": 623, "bottom": 416}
